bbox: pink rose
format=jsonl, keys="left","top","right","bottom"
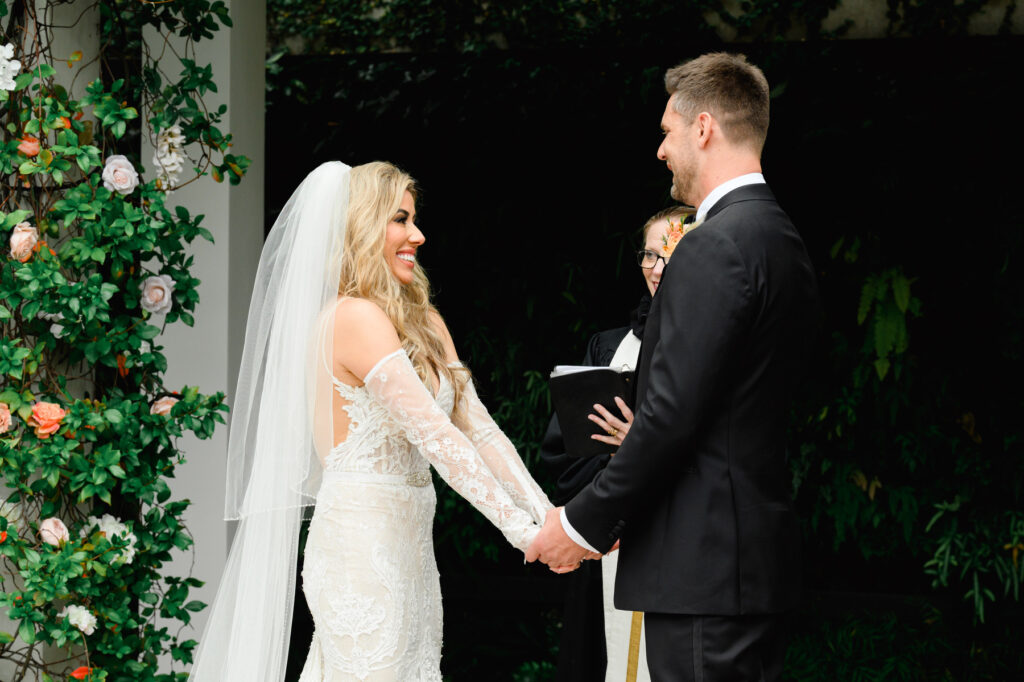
{"left": 27, "top": 401, "right": 66, "bottom": 439}
{"left": 39, "top": 517, "right": 69, "bottom": 546}
{"left": 139, "top": 274, "right": 174, "bottom": 315}
{"left": 9, "top": 221, "right": 38, "bottom": 263}
{"left": 0, "top": 402, "right": 11, "bottom": 434}
{"left": 150, "top": 396, "right": 178, "bottom": 417}
{"left": 101, "top": 154, "right": 139, "bottom": 195}
{"left": 17, "top": 136, "right": 39, "bottom": 156}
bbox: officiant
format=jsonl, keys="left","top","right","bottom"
{"left": 540, "top": 206, "right": 694, "bottom": 682}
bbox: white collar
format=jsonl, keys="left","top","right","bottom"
{"left": 695, "top": 172, "right": 765, "bottom": 223}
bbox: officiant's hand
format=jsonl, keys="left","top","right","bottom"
{"left": 525, "top": 507, "right": 589, "bottom": 573}
{"left": 588, "top": 397, "right": 634, "bottom": 449}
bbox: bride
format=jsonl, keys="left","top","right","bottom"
{"left": 187, "top": 161, "right": 553, "bottom": 681}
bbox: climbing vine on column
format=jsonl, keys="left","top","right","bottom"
{"left": 0, "top": 1, "right": 248, "bottom": 680}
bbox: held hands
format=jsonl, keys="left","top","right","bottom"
{"left": 525, "top": 507, "right": 602, "bottom": 574}
{"left": 588, "top": 397, "right": 634, "bottom": 451}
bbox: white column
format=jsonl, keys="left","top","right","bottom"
{"left": 143, "top": 0, "right": 265, "bottom": 657}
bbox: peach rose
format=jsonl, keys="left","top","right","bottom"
{"left": 27, "top": 401, "right": 66, "bottom": 439}
{"left": 17, "top": 136, "right": 39, "bottom": 156}
{"left": 101, "top": 154, "right": 139, "bottom": 195}
{"left": 0, "top": 402, "right": 10, "bottom": 434}
{"left": 150, "top": 396, "right": 179, "bottom": 417}
{"left": 9, "top": 221, "right": 38, "bottom": 262}
{"left": 139, "top": 274, "right": 174, "bottom": 315}
{"left": 39, "top": 517, "right": 69, "bottom": 546}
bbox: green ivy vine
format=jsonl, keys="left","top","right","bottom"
{"left": 0, "top": 2, "right": 248, "bottom": 680}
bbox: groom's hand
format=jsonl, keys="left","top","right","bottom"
{"left": 525, "top": 507, "right": 589, "bottom": 573}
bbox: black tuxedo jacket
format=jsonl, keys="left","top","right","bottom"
{"left": 565, "top": 183, "right": 819, "bottom": 616}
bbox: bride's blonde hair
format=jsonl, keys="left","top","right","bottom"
{"left": 340, "top": 161, "right": 470, "bottom": 412}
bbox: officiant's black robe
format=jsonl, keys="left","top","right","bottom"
{"left": 539, "top": 297, "right": 649, "bottom": 682}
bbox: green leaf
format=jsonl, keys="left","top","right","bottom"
{"left": 874, "top": 357, "right": 891, "bottom": 381}
{"left": 857, "top": 278, "right": 876, "bottom": 325}
{"left": 13, "top": 72, "right": 33, "bottom": 90}
{"left": 137, "top": 324, "right": 162, "bottom": 340}
{"left": 1, "top": 209, "right": 32, "bottom": 229}
{"left": 104, "top": 409, "right": 123, "bottom": 424}
{"left": 874, "top": 305, "right": 900, "bottom": 359}
{"left": 892, "top": 273, "right": 911, "bottom": 313}
{"left": 18, "top": 619, "right": 35, "bottom": 645}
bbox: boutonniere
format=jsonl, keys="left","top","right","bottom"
{"left": 661, "top": 216, "right": 701, "bottom": 258}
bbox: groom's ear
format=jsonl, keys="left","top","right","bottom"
{"left": 694, "top": 112, "right": 714, "bottom": 148}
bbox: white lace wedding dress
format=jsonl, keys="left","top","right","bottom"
{"left": 298, "top": 349, "right": 552, "bottom": 681}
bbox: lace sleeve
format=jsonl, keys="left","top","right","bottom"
{"left": 450, "top": 370, "right": 553, "bottom": 525}
{"left": 363, "top": 350, "right": 541, "bottom": 551}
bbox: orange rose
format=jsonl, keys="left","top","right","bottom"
{"left": 70, "top": 667, "right": 92, "bottom": 680}
{"left": 27, "top": 401, "right": 66, "bottom": 439}
{"left": 0, "top": 402, "right": 11, "bottom": 434}
{"left": 17, "top": 136, "right": 40, "bottom": 156}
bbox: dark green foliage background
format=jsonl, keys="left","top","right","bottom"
{"left": 266, "top": 5, "right": 1023, "bottom": 679}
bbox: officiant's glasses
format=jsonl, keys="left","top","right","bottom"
{"left": 637, "top": 249, "right": 669, "bottom": 270}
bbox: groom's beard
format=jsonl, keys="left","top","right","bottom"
{"left": 669, "top": 166, "right": 695, "bottom": 204}
{"left": 668, "top": 148, "right": 697, "bottom": 205}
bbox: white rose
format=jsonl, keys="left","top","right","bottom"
{"left": 150, "top": 396, "right": 179, "bottom": 417}
{"left": 86, "top": 513, "right": 138, "bottom": 565}
{"left": 39, "top": 517, "right": 70, "bottom": 546}
{"left": 60, "top": 604, "right": 97, "bottom": 635}
{"left": 102, "top": 154, "right": 140, "bottom": 195}
{"left": 0, "top": 43, "right": 20, "bottom": 91}
{"left": 139, "top": 274, "right": 174, "bottom": 315}
{"left": 9, "top": 221, "right": 38, "bottom": 263}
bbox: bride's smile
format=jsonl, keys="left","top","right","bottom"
{"left": 385, "top": 190, "right": 424, "bottom": 284}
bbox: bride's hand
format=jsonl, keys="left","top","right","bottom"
{"left": 550, "top": 549, "right": 604, "bottom": 573}
{"left": 588, "top": 397, "right": 633, "bottom": 450}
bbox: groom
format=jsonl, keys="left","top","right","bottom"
{"left": 526, "top": 53, "right": 819, "bottom": 681}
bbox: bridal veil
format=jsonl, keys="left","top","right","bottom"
{"left": 187, "top": 161, "right": 350, "bottom": 681}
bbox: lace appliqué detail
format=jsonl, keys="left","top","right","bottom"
{"left": 299, "top": 349, "right": 549, "bottom": 681}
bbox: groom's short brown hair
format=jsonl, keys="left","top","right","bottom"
{"left": 665, "top": 52, "right": 770, "bottom": 153}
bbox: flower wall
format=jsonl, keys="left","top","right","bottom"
{"left": 0, "top": 2, "right": 248, "bottom": 680}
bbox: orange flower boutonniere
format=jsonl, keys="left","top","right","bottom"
{"left": 661, "top": 215, "right": 701, "bottom": 258}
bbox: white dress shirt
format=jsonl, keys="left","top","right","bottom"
{"left": 560, "top": 171, "right": 767, "bottom": 554}
{"left": 694, "top": 172, "right": 765, "bottom": 223}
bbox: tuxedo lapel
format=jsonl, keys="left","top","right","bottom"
{"left": 704, "top": 183, "right": 777, "bottom": 223}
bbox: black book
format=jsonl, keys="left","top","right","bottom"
{"left": 549, "top": 365, "right": 635, "bottom": 458}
